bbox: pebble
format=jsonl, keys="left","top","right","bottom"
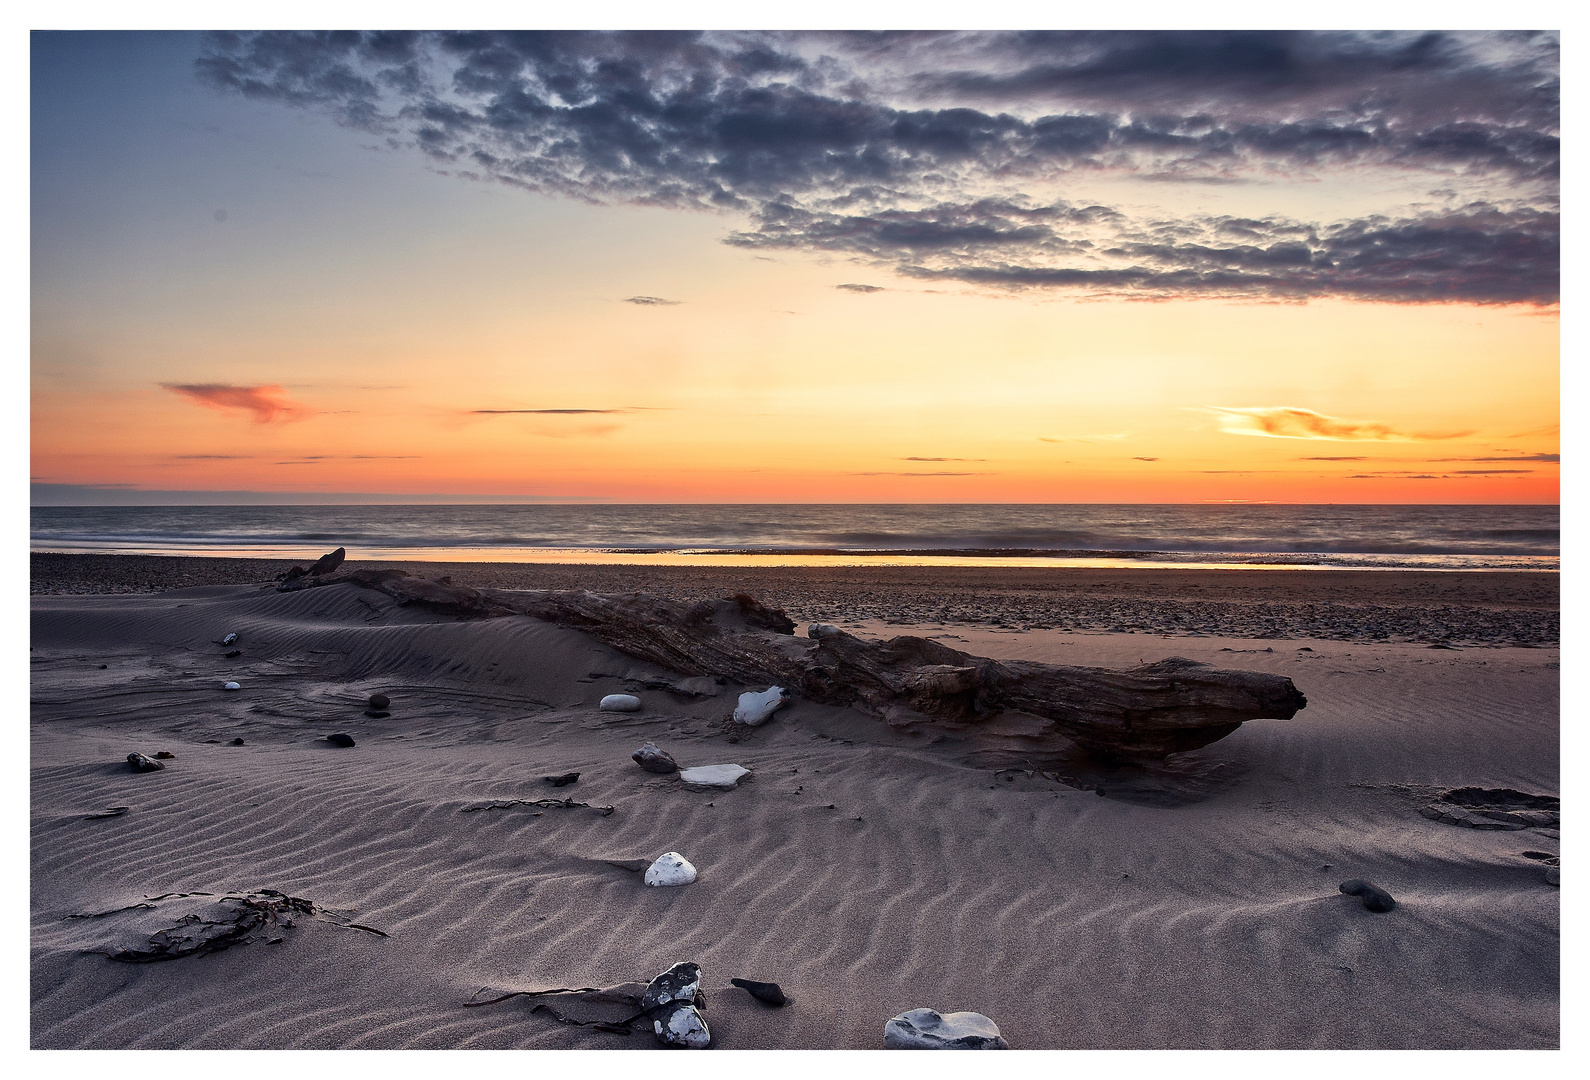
{"left": 127, "top": 752, "right": 164, "bottom": 772}
{"left": 221, "top": 633, "right": 238, "bottom": 646}
{"left": 679, "top": 764, "right": 750, "bottom": 789}
{"left": 632, "top": 742, "right": 679, "bottom": 774}
{"left": 600, "top": 694, "right": 642, "bottom": 712}
{"left": 368, "top": 693, "right": 390, "bottom": 710}
{"left": 224, "top": 650, "right": 242, "bottom": 659}
{"left": 884, "top": 1008, "right": 1008, "bottom": 1049}
{"left": 653, "top": 1003, "right": 711, "bottom": 1048}
{"left": 230, "top": 738, "right": 246, "bottom": 746}
{"left": 807, "top": 623, "right": 843, "bottom": 639}
{"left": 730, "top": 978, "right": 787, "bottom": 1006}
{"left": 223, "top": 682, "right": 241, "bottom": 691}
{"left": 327, "top": 733, "right": 356, "bottom": 748}
{"left": 1339, "top": 879, "right": 1396, "bottom": 912}
{"left": 545, "top": 772, "right": 580, "bottom": 787}
{"left": 644, "top": 852, "right": 698, "bottom": 887}
{"left": 154, "top": 751, "right": 176, "bottom": 760}
{"left": 733, "top": 686, "right": 790, "bottom": 726}
{"left": 642, "top": 961, "right": 702, "bottom": 1010}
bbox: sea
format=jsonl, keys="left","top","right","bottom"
{"left": 28, "top": 504, "right": 1559, "bottom": 571}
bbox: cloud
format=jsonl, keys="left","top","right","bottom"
{"left": 900, "top": 456, "right": 985, "bottom": 461}
{"left": 1451, "top": 468, "right": 1535, "bottom": 474}
{"left": 624, "top": 295, "right": 681, "bottom": 305}
{"left": 1132, "top": 456, "right": 1159, "bottom": 461}
{"left": 193, "top": 31, "right": 1558, "bottom": 307}
{"left": 172, "top": 454, "right": 253, "bottom": 459}
{"left": 1435, "top": 453, "right": 1559, "bottom": 462}
{"left": 730, "top": 198, "right": 1559, "bottom": 305}
{"left": 851, "top": 470, "right": 992, "bottom": 476}
{"left": 1202, "top": 406, "right": 1471, "bottom": 442}
{"left": 163, "top": 383, "right": 310, "bottom": 423}
{"left": 836, "top": 283, "right": 886, "bottom": 292}
{"left": 472, "top": 408, "right": 621, "bottom": 414}
{"left": 1300, "top": 455, "right": 1367, "bottom": 461}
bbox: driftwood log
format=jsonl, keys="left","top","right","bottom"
{"left": 282, "top": 567, "right": 1307, "bottom": 757}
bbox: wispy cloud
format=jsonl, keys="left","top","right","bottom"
{"left": 623, "top": 295, "right": 681, "bottom": 305}
{"left": 163, "top": 383, "right": 311, "bottom": 423}
{"left": 851, "top": 470, "right": 993, "bottom": 477}
{"left": 1202, "top": 406, "right": 1472, "bottom": 442}
{"left": 836, "top": 283, "right": 887, "bottom": 293}
{"left": 900, "top": 456, "right": 986, "bottom": 462}
{"left": 1434, "top": 453, "right": 1559, "bottom": 462}
{"left": 472, "top": 408, "right": 622, "bottom": 415}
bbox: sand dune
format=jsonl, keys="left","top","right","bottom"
{"left": 31, "top": 579, "right": 1558, "bottom": 1048}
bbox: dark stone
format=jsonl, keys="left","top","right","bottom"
{"left": 368, "top": 693, "right": 390, "bottom": 710}
{"left": 641, "top": 961, "right": 702, "bottom": 1011}
{"left": 327, "top": 733, "right": 356, "bottom": 748}
{"left": 99, "top": 664, "right": 108, "bottom": 669}
{"left": 632, "top": 742, "right": 679, "bottom": 774}
{"left": 730, "top": 978, "right": 788, "bottom": 1006}
{"left": 127, "top": 752, "right": 164, "bottom": 772}
{"left": 364, "top": 710, "right": 390, "bottom": 719}
{"left": 154, "top": 751, "right": 176, "bottom": 760}
{"left": 1339, "top": 879, "right": 1396, "bottom": 912}
{"left": 545, "top": 772, "right": 580, "bottom": 787}
{"left": 230, "top": 738, "right": 246, "bottom": 746}
{"left": 224, "top": 650, "right": 242, "bottom": 659}
{"left": 307, "top": 547, "right": 346, "bottom": 576}
{"left": 282, "top": 565, "right": 307, "bottom": 582}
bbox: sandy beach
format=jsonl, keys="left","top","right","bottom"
{"left": 30, "top": 555, "right": 1559, "bottom": 1049}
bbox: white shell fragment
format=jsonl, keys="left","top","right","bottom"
{"left": 679, "top": 764, "right": 750, "bottom": 789}
{"left": 599, "top": 694, "right": 642, "bottom": 712}
{"left": 223, "top": 681, "right": 241, "bottom": 691}
{"left": 644, "top": 852, "right": 698, "bottom": 887}
{"left": 807, "top": 623, "right": 843, "bottom": 639}
{"left": 733, "top": 686, "right": 790, "bottom": 726}
{"left": 221, "top": 632, "right": 238, "bottom": 646}
{"left": 884, "top": 1008, "right": 1009, "bottom": 1049}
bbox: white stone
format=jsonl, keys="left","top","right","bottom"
{"left": 679, "top": 764, "right": 750, "bottom": 789}
{"left": 653, "top": 1003, "right": 711, "bottom": 1048}
{"left": 221, "top": 633, "right": 238, "bottom": 646}
{"left": 223, "top": 681, "right": 241, "bottom": 691}
{"left": 884, "top": 1008, "right": 1008, "bottom": 1049}
{"left": 599, "top": 694, "right": 642, "bottom": 712}
{"left": 644, "top": 852, "right": 698, "bottom": 887}
{"left": 733, "top": 686, "right": 790, "bottom": 726}
{"left": 807, "top": 623, "right": 843, "bottom": 639}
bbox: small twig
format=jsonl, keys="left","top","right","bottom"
{"left": 464, "top": 986, "right": 606, "bottom": 1008}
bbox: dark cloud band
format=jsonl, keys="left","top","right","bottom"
{"left": 194, "top": 30, "right": 1559, "bottom": 306}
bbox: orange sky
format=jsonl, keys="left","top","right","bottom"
{"left": 31, "top": 32, "right": 1559, "bottom": 504}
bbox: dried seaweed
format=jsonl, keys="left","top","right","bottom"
{"left": 76, "top": 889, "right": 388, "bottom": 962}
{"left": 463, "top": 985, "right": 663, "bottom": 1036}
{"left": 460, "top": 797, "right": 615, "bottom": 816}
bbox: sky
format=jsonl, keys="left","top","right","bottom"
{"left": 29, "top": 29, "right": 1560, "bottom": 504}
